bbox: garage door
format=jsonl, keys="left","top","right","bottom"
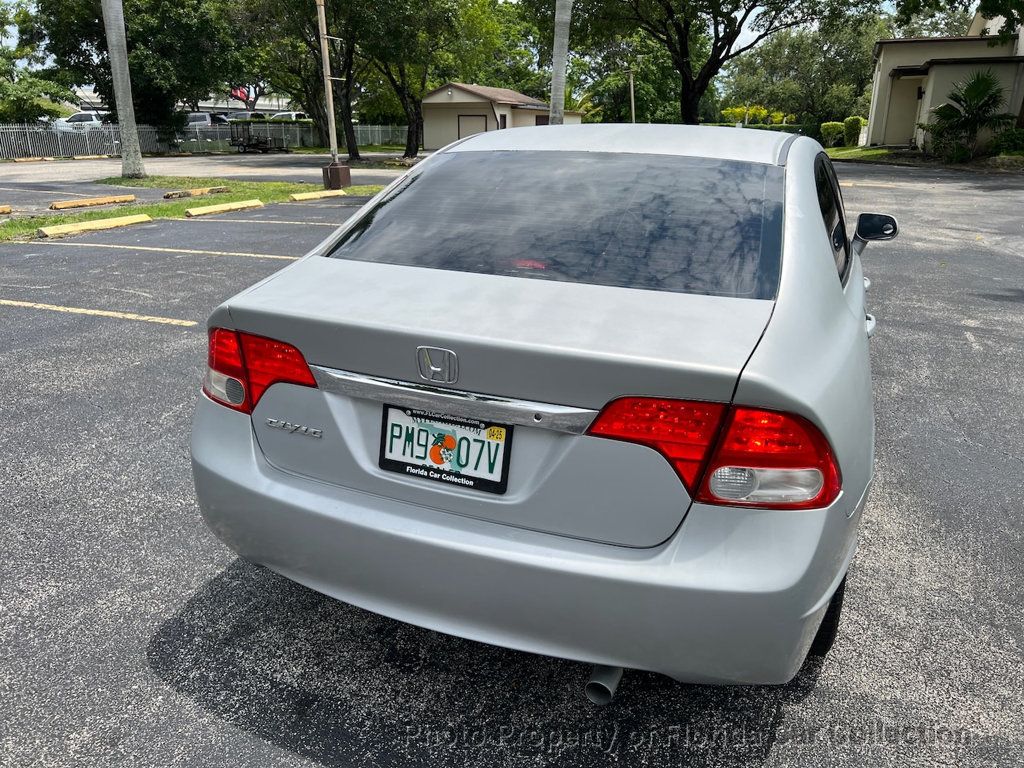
{"left": 458, "top": 115, "right": 487, "bottom": 139}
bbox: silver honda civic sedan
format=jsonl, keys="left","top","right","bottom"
{"left": 191, "top": 124, "right": 898, "bottom": 702}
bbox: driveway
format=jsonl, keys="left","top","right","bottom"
{"left": 0, "top": 163, "right": 1021, "bottom": 767}
{"left": 0, "top": 152, "right": 404, "bottom": 186}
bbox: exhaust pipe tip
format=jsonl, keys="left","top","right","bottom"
{"left": 585, "top": 664, "right": 623, "bottom": 705}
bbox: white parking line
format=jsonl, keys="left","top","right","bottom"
{"left": 0, "top": 185, "right": 96, "bottom": 198}
{"left": 0, "top": 298, "right": 197, "bottom": 326}
{"left": 180, "top": 217, "right": 338, "bottom": 227}
{"left": 36, "top": 241, "right": 298, "bottom": 261}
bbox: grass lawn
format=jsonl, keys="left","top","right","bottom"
{"left": 0, "top": 175, "right": 384, "bottom": 242}
{"left": 825, "top": 147, "right": 895, "bottom": 162}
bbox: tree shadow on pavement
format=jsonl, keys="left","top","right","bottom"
{"left": 147, "top": 559, "right": 825, "bottom": 768}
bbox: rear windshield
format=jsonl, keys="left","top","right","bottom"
{"left": 325, "top": 150, "right": 783, "bottom": 299}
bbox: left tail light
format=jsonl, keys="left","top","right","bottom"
{"left": 202, "top": 328, "right": 317, "bottom": 414}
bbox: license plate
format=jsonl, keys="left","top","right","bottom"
{"left": 378, "top": 405, "right": 514, "bottom": 494}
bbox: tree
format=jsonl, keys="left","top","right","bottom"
{"left": 720, "top": 15, "right": 885, "bottom": 125}
{"left": 250, "top": 0, "right": 363, "bottom": 160}
{"left": 549, "top": 0, "right": 573, "bottom": 124}
{"left": 921, "top": 69, "right": 1015, "bottom": 160}
{"left": 0, "top": 2, "right": 73, "bottom": 122}
{"left": 571, "top": 0, "right": 848, "bottom": 124}
{"left": 454, "top": 1, "right": 548, "bottom": 100}
{"left": 100, "top": 0, "right": 144, "bottom": 177}
{"left": 36, "top": 0, "right": 237, "bottom": 128}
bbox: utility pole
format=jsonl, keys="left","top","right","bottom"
{"left": 315, "top": 0, "right": 339, "bottom": 163}
{"left": 314, "top": 0, "right": 349, "bottom": 189}
{"left": 100, "top": 0, "right": 145, "bottom": 178}
{"left": 628, "top": 70, "right": 636, "bottom": 123}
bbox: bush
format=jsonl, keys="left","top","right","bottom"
{"left": 990, "top": 127, "right": 1024, "bottom": 154}
{"left": 843, "top": 116, "right": 866, "bottom": 147}
{"left": 821, "top": 122, "right": 845, "bottom": 147}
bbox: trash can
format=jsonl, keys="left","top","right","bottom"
{"left": 322, "top": 161, "right": 351, "bottom": 190}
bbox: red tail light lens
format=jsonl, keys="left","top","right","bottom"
{"left": 238, "top": 333, "right": 316, "bottom": 407}
{"left": 696, "top": 407, "right": 841, "bottom": 509}
{"left": 587, "top": 398, "right": 727, "bottom": 493}
{"left": 588, "top": 398, "right": 841, "bottom": 509}
{"left": 202, "top": 328, "right": 316, "bottom": 414}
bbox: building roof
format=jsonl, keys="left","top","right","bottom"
{"left": 873, "top": 33, "right": 1017, "bottom": 58}
{"left": 429, "top": 83, "right": 548, "bottom": 107}
{"left": 445, "top": 123, "right": 800, "bottom": 166}
{"left": 890, "top": 55, "right": 1024, "bottom": 77}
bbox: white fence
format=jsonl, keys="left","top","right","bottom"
{"left": 0, "top": 122, "right": 408, "bottom": 159}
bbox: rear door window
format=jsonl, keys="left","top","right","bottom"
{"left": 325, "top": 150, "right": 784, "bottom": 300}
{"left": 814, "top": 154, "right": 849, "bottom": 279}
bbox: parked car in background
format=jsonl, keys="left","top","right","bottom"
{"left": 191, "top": 124, "right": 900, "bottom": 703}
{"left": 54, "top": 111, "right": 108, "bottom": 132}
{"left": 270, "top": 111, "right": 307, "bottom": 121}
{"left": 227, "top": 111, "right": 267, "bottom": 121}
{"left": 186, "top": 112, "right": 229, "bottom": 127}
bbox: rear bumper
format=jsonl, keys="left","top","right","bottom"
{"left": 191, "top": 394, "right": 863, "bottom": 685}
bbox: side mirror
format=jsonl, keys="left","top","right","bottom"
{"left": 853, "top": 213, "right": 898, "bottom": 256}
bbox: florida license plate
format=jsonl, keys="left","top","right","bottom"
{"left": 379, "top": 405, "right": 514, "bottom": 494}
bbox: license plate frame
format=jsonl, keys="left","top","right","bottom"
{"left": 378, "top": 405, "right": 515, "bottom": 495}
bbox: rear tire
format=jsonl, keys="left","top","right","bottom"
{"left": 809, "top": 576, "right": 846, "bottom": 657}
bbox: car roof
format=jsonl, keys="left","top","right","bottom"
{"left": 447, "top": 123, "right": 804, "bottom": 166}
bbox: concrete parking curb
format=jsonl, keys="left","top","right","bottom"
{"left": 185, "top": 199, "right": 264, "bottom": 217}
{"left": 49, "top": 195, "right": 137, "bottom": 210}
{"left": 37, "top": 214, "right": 152, "bottom": 238}
{"left": 163, "top": 186, "right": 230, "bottom": 199}
{"left": 288, "top": 189, "right": 347, "bottom": 201}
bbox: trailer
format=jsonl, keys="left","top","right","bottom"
{"left": 229, "top": 122, "right": 289, "bottom": 153}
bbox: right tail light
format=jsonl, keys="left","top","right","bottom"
{"left": 587, "top": 398, "right": 840, "bottom": 510}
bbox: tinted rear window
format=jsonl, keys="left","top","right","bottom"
{"left": 326, "top": 150, "right": 783, "bottom": 299}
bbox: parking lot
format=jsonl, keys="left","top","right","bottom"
{"left": 1, "top": 161, "right": 1022, "bottom": 767}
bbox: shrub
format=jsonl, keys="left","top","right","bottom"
{"left": 990, "top": 127, "right": 1024, "bottom": 154}
{"left": 920, "top": 70, "right": 1015, "bottom": 160}
{"left": 843, "top": 116, "right": 866, "bottom": 147}
{"left": 821, "top": 122, "right": 845, "bottom": 147}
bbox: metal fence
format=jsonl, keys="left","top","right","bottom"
{"left": 0, "top": 122, "right": 408, "bottom": 159}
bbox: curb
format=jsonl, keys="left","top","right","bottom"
{"left": 163, "top": 186, "right": 230, "bottom": 199}
{"left": 185, "top": 199, "right": 263, "bottom": 217}
{"left": 289, "top": 189, "right": 347, "bottom": 201}
{"left": 38, "top": 214, "right": 152, "bottom": 238}
{"left": 49, "top": 195, "right": 137, "bottom": 211}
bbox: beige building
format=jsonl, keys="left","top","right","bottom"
{"left": 422, "top": 83, "right": 583, "bottom": 150}
{"left": 866, "top": 14, "right": 1024, "bottom": 148}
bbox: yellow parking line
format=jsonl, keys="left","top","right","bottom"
{"left": 0, "top": 298, "right": 196, "bottom": 327}
{"left": 37, "top": 241, "right": 298, "bottom": 261}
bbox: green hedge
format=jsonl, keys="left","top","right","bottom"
{"left": 843, "top": 116, "right": 866, "bottom": 147}
{"left": 991, "top": 127, "right": 1024, "bottom": 154}
{"left": 821, "top": 122, "right": 845, "bottom": 147}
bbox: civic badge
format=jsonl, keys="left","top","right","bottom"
{"left": 416, "top": 346, "right": 458, "bottom": 384}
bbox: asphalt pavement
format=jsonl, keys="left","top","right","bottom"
{"left": 0, "top": 162, "right": 1022, "bottom": 767}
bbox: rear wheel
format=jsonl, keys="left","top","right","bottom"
{"left": 809, "top": 576, "right": 846, "bottom": 657}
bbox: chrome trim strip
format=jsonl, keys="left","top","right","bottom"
{"left": 311, "top": 365, "right": 599, "bottom": 434}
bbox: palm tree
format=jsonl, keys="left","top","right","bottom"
{"left": 548, "top": 0, "right": 573, "bottom": 126}
{"left": 100, "top": 0, "right": 145, "bottom": 178}
{"left": 928, "top": 70, "right": 1015, "bottom": 159}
